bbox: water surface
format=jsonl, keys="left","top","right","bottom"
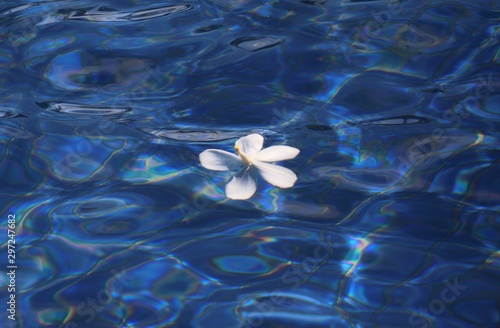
{"left": 0, "top": 0, "right": 499, "bottom": 327}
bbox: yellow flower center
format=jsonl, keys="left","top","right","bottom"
{"left": 234, "top": 145, "right": 253, "bottom": 165}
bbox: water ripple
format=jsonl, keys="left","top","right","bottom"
{"left": 37, "top": 101, "right": 130, "bottom": 116}
{"left": 44, "top": 4, "right": 193, "bottom": 24}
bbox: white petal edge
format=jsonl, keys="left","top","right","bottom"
{"left": 199, "top": 149, "right": 242, "bottom": 171}
{"left": 253, "top": 160, "right": 297, "bottom": 188}
{"left": 225, "top": 167, "right": 257, "bottom": 200}
{"left": 254, "top": 145, "right": 300, "bottom": 162}
{"left": 235, "top": 134, "right": 264, "bottom": 155}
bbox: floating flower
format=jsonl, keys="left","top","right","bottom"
{"left": 199, "top": 134, "right": 300, "bottom": 200}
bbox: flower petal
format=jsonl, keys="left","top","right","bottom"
{"left": 253, "top": 161, "right": 297, "bottom": 188}
{"left": 235, "top": 134, "right": 263, "bottom": 155}
{"left": 225, "top": 167, "right": 257, "bottom": 200}
{"left": 254, "top": 145, "right": 300, "bottom": 162}
{"left": 199, "top": 149, "right": 242, "bottom": 171}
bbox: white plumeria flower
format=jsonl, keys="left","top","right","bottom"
{"left": 199, "top": 134, "right": 300, "bottom": 200}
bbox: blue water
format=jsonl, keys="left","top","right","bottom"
{"left": 1, "top": 0, "right": 499, "bottom": 327}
